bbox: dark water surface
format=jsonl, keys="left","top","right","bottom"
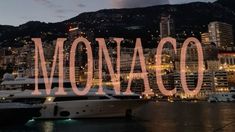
{"left": 1, "top": 102, "right": 235, "bottom": 132}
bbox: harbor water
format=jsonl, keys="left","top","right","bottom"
{"left": 1, "top": 102, "right": 235, "bottom": 132}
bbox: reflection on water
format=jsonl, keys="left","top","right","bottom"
{"left": 1, "top": 102, "right": 235, "bottom": 132}
{"left": 136, "top": 102, "right": 235, "bottom": 132}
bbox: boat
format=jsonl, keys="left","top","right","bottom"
{"left": 0, "top": 75, "right": 149, "bottom": 119}
{"left": 1, "top": 88, "right": 148, "bottom": 119}
{"left": 208, "top": 87, "right": 235, "bottom": 103}
{"left": 0, "top": 74, "right": 71, "bottom": 90}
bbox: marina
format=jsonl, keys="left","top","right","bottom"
{"left": 0, "top": 75, "right": 149, "bottom": 120}
{"left": 0, "top": 102, "right": 235, "bottom": 132}
{"left": 208, "top": 87, "right": 235, "bottom": 102}
{"left": 0, "top": 74, "right": 234, "bottom": 125}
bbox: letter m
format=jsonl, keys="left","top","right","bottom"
{"left": 32, "top": 38, "right": 67, "bottom": 95}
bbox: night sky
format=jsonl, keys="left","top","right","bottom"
{"left": 0, "top": 0, "right": 215, "bottom": 26}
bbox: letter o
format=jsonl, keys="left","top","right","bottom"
{"left": 180, "top": 37, "right": 204, "bottom": 96}
{"left": 70, "top": 37, "right": 93, "bottom": 95}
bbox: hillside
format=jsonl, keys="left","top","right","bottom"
{"left": 0, "top": 0, "right": 234, "bottom": 48}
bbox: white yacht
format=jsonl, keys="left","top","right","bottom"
{"left": 0, "top": 75, "right": 149, "bottom": 119}
{"left": 208, "top": 87, "right": 235, "bottom": 102}
{"left": 2, "top": 88, "right": 147, "bottom": 119}
{"left": 0, "top": 73, "right": 71, "bottom": 90}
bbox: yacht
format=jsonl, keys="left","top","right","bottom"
{"left": 0, "top": 73, "right": 71, "bottom": 90}
{"left": 3, "top": 88, "right": 147, "bottom": 119}
{"left": 0, "top": 75, "right": 149, "bottom": 119}
{"left": 208, "top": 87, "right": 235, "bottom": 102}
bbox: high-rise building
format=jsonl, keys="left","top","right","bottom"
{"left": 213, "top": 70, "right": 229, "bottom": 92}
{"left": 160, "top": 15, "right": 175, "bottom": 38}
{"left": 218, "top": 52, "right": 235, "bottom": 71}
{"left": 174, "top": 72, "right": 213, "bottom": 98}
{"left": 201, "top": 32, "right": 210, "bottom": 45}
{"left": 174, "top": 70, "right": 229, "bottom": 98}
{"left": 208, "top": 21, "right": 234, "bottom": 51}
{"left": 174, "top": 44, "right": 218, "bottom": 72}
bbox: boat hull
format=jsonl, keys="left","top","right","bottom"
{"left": 37, "top": 99, "right": 148, "bottom": 119}
{"left": 208, "top": 93, "right": 235, "bottom": 103}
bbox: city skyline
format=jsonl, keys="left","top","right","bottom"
{"left": 0, "top": 0, "right": 235, "bottom": 131}
{"left": 0, "top": 0, "right": 215, "bottom": 26}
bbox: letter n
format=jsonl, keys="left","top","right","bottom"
{"left": 96, "top": 38, "right": 123, "bottom": 95}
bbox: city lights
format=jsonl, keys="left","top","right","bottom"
{"left": 32, "top": 37, "right": 204, "bottom": 96}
